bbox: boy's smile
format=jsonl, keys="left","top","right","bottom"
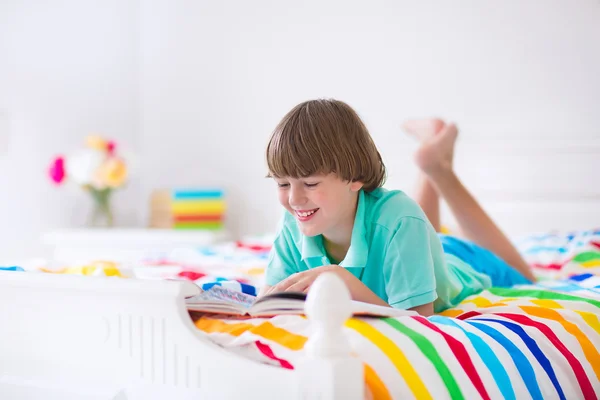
{"left": 294, "top": 208, "right": 319, "bottom": 222}
{"left": 274, "top": 173, "right": 363, "bottom": 244}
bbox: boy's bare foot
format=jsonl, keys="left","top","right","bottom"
{"left": 402, "top": 118, "right": 445, "bottom": 142}
{"left": 411, "top": 122, "right": 458, "bottom": 177}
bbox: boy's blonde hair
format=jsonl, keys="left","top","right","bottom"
{"left": 266, "top": 99, "right": 386, "bottom": 192}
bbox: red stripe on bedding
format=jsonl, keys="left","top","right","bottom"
{"left": 533, "top": 263, "right": 564, "bottom": 270}
{"left": 414, "top": 316, "right": 491, "bottom": 400}
{"left": 255, "top": 340, "right": 294, "bottom": 369}
{"left": 456, "top": 311, "right": 482, "bottom": 320}
{"left": 497, "top": 313, "right": 597, "bottom": 400}
{"left": 457, "top": 310, "right": 597, "bottom": 400}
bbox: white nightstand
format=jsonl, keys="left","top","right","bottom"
{"left": 42, "top": 228, "right": 229, "bottom": 264}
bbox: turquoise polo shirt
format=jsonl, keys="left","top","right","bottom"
{"left": 265, "top": 188, "right": 491, "bottom": 312}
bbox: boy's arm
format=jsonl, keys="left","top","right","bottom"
{"left": 409, "top": 302, "right": 434, "bottom": 317}
{"left": 338, "top": 271, "right": 433, "bottom": 315}
{"left": 347, "top": 273, "right": 434, "bottom": 314}
{"left": 339, "top": 270, "right": 391, "bottom": 307}
{"left": 263, "top": 265, "right": 391, "bottom": 307}
{"left": 264, "top": 265, "right": 435, "bottom": 315}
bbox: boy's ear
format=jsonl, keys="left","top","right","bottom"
{"left": 350, "top": 181, "right": 364, "bottom": 192}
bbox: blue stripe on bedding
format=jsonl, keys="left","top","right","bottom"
{"left": 468, "top": 321, "right": 543, "bottom": 400}
{"left": 430, "top": 317, "right": 515, "bottom": 400}
{"left": 523, "top": 246, "right": 568, "bottom": 255}
{"left": 540, "top": 282, "right": 600, "bottom": 296}
{"left": 570, "top": 273, "right": 594, "bottom": 281}
{"left": 476, "top": 318, "right": 565, "bottom": 400}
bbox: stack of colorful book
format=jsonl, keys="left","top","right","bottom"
{"left": 150, "top": 189, "right": 225, "bottom": 230}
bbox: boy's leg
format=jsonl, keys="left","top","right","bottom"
{"left": 404, "top": 120, "right": 536, "bottom": 282}
{"left": 403, "top": 119, "right": 445, "bottom": 232}
{"left": 402, "top": 119, "right": 444, "bottom": 232}
{"left": 414, "top": 174, "right": 441, "bottom": 232}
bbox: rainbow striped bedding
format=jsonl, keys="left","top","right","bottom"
{"left": 517, "top": 228, "right": 600, "bottom": 279}
{"left": 192, "top": 229, "right": 600, "bottom": 398}
{"left": 194, "top": 274, "right": 600, "bottom": 399}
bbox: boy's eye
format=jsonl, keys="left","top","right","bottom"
{"left": 304, "top": 183, "right": 319, "bottom": 188}
{"left": 277, "top": 183, "right": 289, "bottom": 188}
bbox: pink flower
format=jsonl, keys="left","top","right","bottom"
{"left": 107, "top": 141, "right": 116, "bottom": 155}
{"left": 49, "top": 156, "right": 66, "bottom": 185}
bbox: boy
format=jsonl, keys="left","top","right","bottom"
{"left": 261, "top": 99, "right": 533, "bottom": 316}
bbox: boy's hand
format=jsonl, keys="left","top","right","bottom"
{"left": 262, "top": 265, "right": 351, "bottom": 296}
{"left": 262, "top": 266, "right": 431, "bottom": 314}
{"left": 263, "top": 266, "right": 391, "bottom": 309}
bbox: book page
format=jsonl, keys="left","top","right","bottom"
{"left": 189, "top": 286, "right": 256, "bottom": 309}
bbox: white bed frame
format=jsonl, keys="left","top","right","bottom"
{"left": 0, "top": 271, "right": 363, "bottom": 400}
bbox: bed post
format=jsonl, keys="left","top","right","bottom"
{"left": 296, "top": 272, "right": 365, "bottom": 400}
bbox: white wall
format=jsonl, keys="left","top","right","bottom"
{"left": 0, "top": 1, "right": 140, "bottom": 262}
{"left": 139, "top": 0, "right": 600, "bottom": 238}
{"left": 1, "top": 1, "right": 599, "bottom": 261}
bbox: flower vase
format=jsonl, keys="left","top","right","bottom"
{"left": 87, "top": 188, "right": 114, "bottom": 228}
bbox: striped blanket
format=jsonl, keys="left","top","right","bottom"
{"left": 517, "top": 228, "right": 600, "bottom": 280}
{"left": 195, "top": 276, "right": 600, "bottom": 399}
{"left": 194, "top": 229, "right": 600, "bottom": 399}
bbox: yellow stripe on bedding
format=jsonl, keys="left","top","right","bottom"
{"left": 195, "top": 318, "right": 254, "bottom": 336}
{"left": 438, "top": 309, "right": 465, "bottom": 318}
{"left": 520, "top": 306, "right": 600, "bottom": 381}
{"left": 462, "top": 296, "right": 493, "bottom": 307}
{"left": 195, "top": 318, "right": 307, "bottom": 350}
{"left": 581, "top": 260, "right": 600, "bottom": 268}
{"left": 345, "top": 319, "right": 432, "bottom": 400}
{"left": 529, "top": 299, "right": 600, "bottom": 335}
{"left": 530, "top": 299, "right": 563, "bottom": 309}
{"left": 463, "top": 297, "right": 509, "bottom": 308}
{"left": 576, "top": 311, "right": 600, "bottom": 336}
{"left": 364, "top": 362, "right": 392, "bottom": 400}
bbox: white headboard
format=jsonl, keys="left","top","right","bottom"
{"left": 445, "top": 136, "right": 600, "bottom": 237}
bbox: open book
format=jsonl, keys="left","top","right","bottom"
{"left": 185, "top": 285, "right": 418, "bottom": 318}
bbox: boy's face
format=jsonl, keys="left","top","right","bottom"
{"left": 273, "top": 173, "right": 363, "bottom": 238}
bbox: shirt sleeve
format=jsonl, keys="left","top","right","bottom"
{"left": 383, "top": 217, "right": 438, "bottom": 309}
{"left": 264, "top": 224, "right": 300, "bottom": 286}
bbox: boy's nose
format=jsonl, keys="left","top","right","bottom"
{"left": 289, "top": 187, "right": 307, "bottom": 206}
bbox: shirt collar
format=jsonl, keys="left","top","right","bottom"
{"left": 300, "top": 190, "right": 369, "bottom": 268}
{"left": 300, "top": 233, "right": 325, "bottom": 260}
